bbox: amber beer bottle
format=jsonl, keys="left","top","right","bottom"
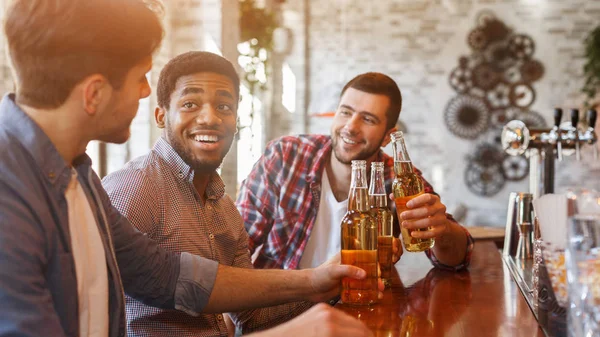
{"left": 391, "top": 131, "right": 435, "bottom": 252}
{"left": 341, "top": 160, "right": 378, "bottom": 305}
{"left": 369, "top": 162, "right": 394, "bottom": 282}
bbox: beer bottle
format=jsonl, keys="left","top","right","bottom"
{"left": 391, "top": 131, "right": 435, "bottom": 252}
{"left": 369, "top": 161, "right": 394, "bottom": 282}
{"left": 341, "top": 160, "right": 378, "bottom": 305}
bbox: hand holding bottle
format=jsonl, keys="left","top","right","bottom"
{"left": 322, "top": 252, "right": 386, "bottom": 300}
{"left": 398, "top": 193, "right": 450, "bottom": 240}
{"left": 306, "top": 257, "right": 370, "bottom": 303}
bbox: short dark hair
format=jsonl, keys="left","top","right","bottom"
{"left": 340, "top": 72, "right": 402, "bottom": 130}
{"left": 157, "top": 51, "right": 240, "bottom": 109}
{"left": 4, "top": 0, "right": 164, "bottom": 109}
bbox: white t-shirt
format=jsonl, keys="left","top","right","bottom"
{"left": 298, "top": 169, "right": 348, "bottom": 269}
{"left": 65, "top": 169, "right": 109, "bottom": 337}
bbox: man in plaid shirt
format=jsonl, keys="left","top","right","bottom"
{"left": 103, "top": 52, "right": 375, "bottom": 337}
{"left": 237, "top": 72, "right": 474, "bottom": 272}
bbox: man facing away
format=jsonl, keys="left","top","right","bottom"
{"left": 0, "top": 1, "right": 373, "bottom": 336}
{"left": 237, "top": 72, "right": 474, "bottom": 271}
{"left": 102, "top": 51, "right": 369, "bottom": 336}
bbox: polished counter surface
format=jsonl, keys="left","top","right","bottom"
{"left": 336, "top": 241, "right": 544, "bottom": 336}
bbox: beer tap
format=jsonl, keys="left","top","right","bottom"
{"left": 584, "top": 109, "right": 597, "bottom": 159}
{"left": 549, "top": 108, "right": 563, "bottom": 161}
{"left": 570, "top": 109, "right": 581, "bottom": 161}
{"left": 501, "top": 107, "right": 598, "bottom": 199}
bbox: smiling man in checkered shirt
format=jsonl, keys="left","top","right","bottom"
{"left": 237, "top": 72, "right": 474, "bottom": 272}
{"left": 102, "top": 52, "right": 376, "bottom": 337}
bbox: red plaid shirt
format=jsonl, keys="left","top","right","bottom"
{"left": 236, "top": 135, "right": 473, "bottom": 271}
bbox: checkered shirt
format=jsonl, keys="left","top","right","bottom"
{"left": 236, "top": 134, "right": 474, "bottom": 271}
{"left": 102, "top": 137, "right": 311, "bottom": 337}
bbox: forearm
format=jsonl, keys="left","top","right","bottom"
{"left": 203, "top": 265, "right": 315, "bottom": 313}
{"left": 431, "top": 219, "right": 468, "bottom": 267}
{"left": 227, "top": 226, "right": 315, "bottom": 333}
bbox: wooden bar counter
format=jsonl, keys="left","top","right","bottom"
{"left": 336, "top": 241, "right": 545, "bottom": 336}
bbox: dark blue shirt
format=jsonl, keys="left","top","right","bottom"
{"left": 0, "top": 94, "right": 218, "bottom": 337}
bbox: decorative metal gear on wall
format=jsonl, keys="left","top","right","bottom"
{"left": 472, "top": 63, "right": 500, "bottom": 91}
{"left": 458, "top": 56, "right": 470, "bottom": 68}
{"left": 472, "top": 143, "right": 505, "bottom": 167}
{"left": 468, "top": 28, "right": 489, "bottom": 51}
{"left": 509, "top": 34, "right": 535, "bottom": 59}
{"left": 445, "top": 10, "right": 545, "bottom": 196}
{"left": 509, "top": 82, "right": 536, "bottom": 109}
{"left": 464, "top": 160, "right": 506, "bottom": 197}
{"left": 485, "top": 41, "right": 516, "bottom": 71}
{"left": 482, "top": 19, "right": 511, "bottom": 42}
{"left": 449, "top": 66, "right": 473, "bottom": 93}
{"left": 490, "top": 107, "right": 519, "bottom": 128}
{"left": 487, "top": 82, "right": 511, "bottom": 109}
{"left": 444, "top": 95, "right": 490, "bottom": 139}
{"left": 502, "top": 155, "right": 529, "bottom": 181}
{"left": 520, "top": 59, "right": 544, "bottom": 83}
{"left": 503, "top": 65, "right": 522, "bottom": 83}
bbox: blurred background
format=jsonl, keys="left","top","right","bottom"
{"left": 0, "top": 0, "right": 599, "bottom": 228}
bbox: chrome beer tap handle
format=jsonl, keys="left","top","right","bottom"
{"left": 553, "top": 108, "right": 563, "bottom": 161}
{"left": 571, "top": 109, "right": 581, "bottom": 161}
{"left": 589, "top": 109, "right": 597, "bottom": 131}
{"left": 587, "top": 109, "right": 598, "bottom": 159}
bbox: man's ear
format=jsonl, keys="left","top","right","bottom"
{"left": 82, "top": 74, "right": 110, "bottom": 116}
{"left": 381, "top": 126, "right": 398, "bottom": 147}
{"left": 155, "top": 106, "right": 166, "bottom": 129}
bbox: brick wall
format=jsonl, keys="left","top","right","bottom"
{"left": 280, "top": 0, "right": 600, "bottom": 226}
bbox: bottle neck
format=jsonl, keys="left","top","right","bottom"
{"left": 370, "top": 194, "right": 388, "bottom": 208}
{"left": 369, "top": 167, "right": 387, "bottom": 208}
{"left": 392, "top": 133, "right": 412, "bottom": 162}
{"left": 349, "top": 187, "right": 370, "bottom": 212}
{"left": 349, "top": 165, "right": 369, "bottom": 212}
{"left": 392, "top": 133, "right": 414, "bottom": 175}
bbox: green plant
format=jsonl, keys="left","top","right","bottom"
{"left": 582, "top": 25, "right": 600, "bottom": 107}
{"left": 239, "top": 0, "right": 277, "bottom": 96}
{"left": 237, "top": 0, "right": 279, "bottom": 138}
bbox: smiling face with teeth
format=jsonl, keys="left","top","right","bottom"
{"left": 156, "top": 72, "right": 237, "bottom": 173}
{"left": 330, "top": 87, "right": 395, "bottom": 165}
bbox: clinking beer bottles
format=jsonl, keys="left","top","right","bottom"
{"left": 391, "top": 131, "right": 435, "bottom": 252}
{"left": 369, "top": 161, "right": 394, "bottom": 282}
{"left": 341, "top": 160, "right": 378, "bottom": 305}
